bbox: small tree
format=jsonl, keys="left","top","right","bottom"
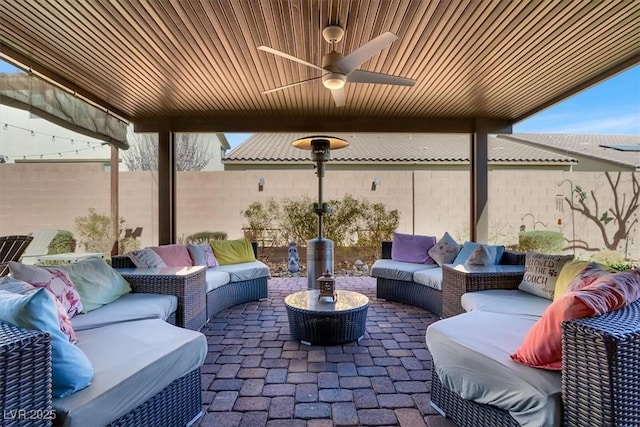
{"left": 74, "top": 208, "right": 139, "bottom": 254}
{"left": 564, "top": 172, "right": 639, "bottom": 253}
{"left": 122, "top": 130, "right": 214, "bottom": 171}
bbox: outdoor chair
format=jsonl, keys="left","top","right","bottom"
{"left": 19, "top": 229, "right": 59, "bottom": 265}
{"left": 0, "top": 235, "right": 33, "bottom": 276}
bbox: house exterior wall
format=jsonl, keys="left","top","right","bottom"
{"left": 0, "top": 164, "right": 637, "bottom": 259}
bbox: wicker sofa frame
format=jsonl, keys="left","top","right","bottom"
{"left": 431, "top": 298, "right": 640, "bottom": 426}
{"left": 112, "top": 241, "right": 268, "bottom": 322}
{"left": 1, "top": 320, "right": 202, "bottom": 427}
{"left": 375, "top": 241, "right": 525, "bottom": 317}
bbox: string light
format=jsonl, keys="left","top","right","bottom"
{"left": 0, "top": 122, "right": 106, "bottom": 146}
{"left": 0, "top": 121, "right": 110, "bottom": 160}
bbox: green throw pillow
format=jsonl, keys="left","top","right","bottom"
{"left": 210, "top": 238, "right": 256, "bottom": 265}
{"left": 59, "top": 257, "right": 131, "bottom": 312}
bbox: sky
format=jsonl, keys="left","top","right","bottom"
{"left": 3, "top": 59, "right": 638, "bottom": 152}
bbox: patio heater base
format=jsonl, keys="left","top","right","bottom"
{"left": 307, "top": 238, "right": 333, "bottom": 290}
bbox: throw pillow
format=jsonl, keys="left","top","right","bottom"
{"left": 0, "top": 276, "right": 77, "bottom": 343}
{"left": 464, "top": 245, "right": 498, "bottom": 266}
{"left": 128, "top": 248, "right": 167, "bottom": 268}
{"left": 187, "top": 243, "right": 218, "bottom": 267}
{"left": 210, "top": 238, "right": 256, "bottom": 265}
{"left": 553, "top": 260, "right": 592, "bottom": 301}
{"left": 563, "top": 262, "right": 611, "bottom": 296}
{"left": 427, "top": 232, "right": 462, "bottom": 266}
{"left": 9, "top": 261, "right": 83, "bottom": 317}
{"left": 150, "top": 244, "right": 194, "bottom": 267}
{"left": 511, "top": 268, "right": 640, "bottom": 370}
{"left": 57, "top": 257, "right": 132, "bottom": 313}
{"left": 518, "top": 252, "right": 573, "bottom": 300}
{"left": 0, "top": 289, "right": 94, "bottom": 397}
{"left": 452, "top": 242, "right": 505, "bottom": 265}
{"left": 390, "top": 232, "right": 437, "bottom": 264}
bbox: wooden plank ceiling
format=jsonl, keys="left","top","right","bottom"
{"left": 1, "top": 0, "right": 639, "bottom": 133}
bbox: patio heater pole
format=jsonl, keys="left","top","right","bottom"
{"left": 292, "top": 136, "right": 349, "bottom": 289}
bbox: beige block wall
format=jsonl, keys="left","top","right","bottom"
{"left": 1, "top": 164, "right": 638, "bottom": 259}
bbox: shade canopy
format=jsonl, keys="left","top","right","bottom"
{"left": 0, "top": 1, "right": 637, "bottom": 134}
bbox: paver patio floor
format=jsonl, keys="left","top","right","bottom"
{"left": 196, "top": 276, "right": 455, "bottom": 427}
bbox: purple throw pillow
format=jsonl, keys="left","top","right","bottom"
{"left": 391, "top": 232, "right": 437, "bottom": 264}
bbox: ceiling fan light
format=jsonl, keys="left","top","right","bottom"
{"left": 322, "top": 73, "right": 346, "bottom": 90}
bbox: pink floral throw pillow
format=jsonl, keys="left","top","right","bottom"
{"left": 0, "top": 276, "right": 78, "bottom": 343}
{"left": 8, "top": 262, "right": 83, "bottom": 318}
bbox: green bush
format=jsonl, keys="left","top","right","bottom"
{"left": 74, "top": 208, "right": 138, "bottom": 254}
{"left": 242, "top": 194, "right": 399, "bottom": 263}
{"left": 517, "top": 230, "right": 564, "bottom": 253}
{"left": 47, "top": 230, "right": 76, "bottom": 254}
{"left": 186, "top": 231, "right": 228, "bottom": 244}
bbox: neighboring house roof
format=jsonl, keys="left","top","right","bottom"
{"left": 499, "top": 133, "right": 640, "bottom": 170}
{"left": 224, "top": 133, "right": 575, "bottom": 164}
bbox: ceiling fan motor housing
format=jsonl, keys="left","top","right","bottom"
{"left": 322, "top": 51, "right": 346, "bottom": 89}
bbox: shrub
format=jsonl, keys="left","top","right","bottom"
{"left": 186, "top": 231, "right": 228, "bottom": 244}
{"left": 74, "top": 208, "right": 138, "bottom": 254}
{"left": 590, "top": 250, "right": 638, "bottom": 272}
{"left": 47, "top": 230, "right": 76, "bottom": 254}
{"left": 517, "top": 230, "right": 564, "bottom": 253}
{"left": 119, "top": 237, "right": 141, "bottom": 254}
{"left": 242, "top": 195, "right": 399, "bottom": 263}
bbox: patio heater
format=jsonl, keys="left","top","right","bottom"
{"left": 292, "top": 135, "right": 349, "bottom": 289}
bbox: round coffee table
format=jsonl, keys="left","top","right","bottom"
{"left": 285, "top": 289, "right": 369, "bottom": 345}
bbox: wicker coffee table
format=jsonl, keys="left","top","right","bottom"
{"left": 285, "top": 289, "right": 369, "bottom": 345}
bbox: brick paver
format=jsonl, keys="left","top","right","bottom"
{"left": 196, "top": 276, "right": 447, "bottom": 426}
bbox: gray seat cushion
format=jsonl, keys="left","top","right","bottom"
{"left": 213, "top": 261, "right": 270, "bottom": 282}
{"left": 71, "top": 293, "right": 177, "bottom": 331}
{"left": 205, "top": 269, "right": 231, "bottom": 292}
{"left": 413, "top": 268, "right": 443, "bottom": 290}
{"left": 461, "top": 289, "right": 550, "bottom": 318}
{"left": 370, "top": 259, "right": 437, "bottom": 282}
{"left": 426, "top": 311, "right": 561, "bottom": 427}
{"left": 53, "top": 319, "right": 207, "bottom": 426}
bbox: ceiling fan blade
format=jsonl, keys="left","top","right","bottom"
{"left": 347, "top": 70, "right": 416, "bottom": 86}
{"left": 262, "top": 75, "right": 323, "bottom": 94}
{"left": 331, "top": 87, "right": 346, "bottom": 107}
{"left": 334, "top": 32, "right": 398, "bottom": 75}
{"left": 258, "top": 46, "right": 325, "bottom": 73}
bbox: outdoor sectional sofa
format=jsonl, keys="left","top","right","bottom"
{"left": 112, "top": 241, "right": 269, "bottom": 322}
{"left": 0, "top": 259, "right": 207, "bottom": 427}
{"left": 426, "top": 259, "right": 640, "bottom": 426}
{"left": 370, "top": 240, "right": 526, "bottom": 317}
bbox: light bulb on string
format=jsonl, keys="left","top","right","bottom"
{"left": 31, "top": 130, "right": 35, "bottom": 136}
{"left": 2, "top": 124, "right": 7, "bottom": 130}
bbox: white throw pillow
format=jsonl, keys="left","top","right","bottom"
{"left": 127, "top": 248, "right": 167, "bottom": 268}
{"left": 464, "top": 245, "right": 497, "bottom": 266}
{"left": 428, "top": 232, "right": 462, "bottom": 266}
{"left": 518, "top": 252, "right": 574, "bottom": 300}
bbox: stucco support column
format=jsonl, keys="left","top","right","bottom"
{"left": 158, "top": 129, "right": 176, "bottom": 244}
{"left": 470, "top": 122, "right": 489, "bottom": 243}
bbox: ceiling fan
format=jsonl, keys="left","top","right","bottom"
{"left": 258, "top": 25, "right": 416, "bottom": 107}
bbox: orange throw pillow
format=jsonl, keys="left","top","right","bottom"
{"left": 511, "top": 269, "right": 640, "bottom": 370}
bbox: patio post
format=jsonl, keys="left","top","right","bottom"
{"left": 470, "top": 121, "right": 489, "bottom": 243}
{"left": 471, "top": 119, "right": 512, "bottom": 243}
{"left": 110, "top": 145, "right": 119, "bottom": 255}
{"left": 158, "top": 129, "right": 176, "bottom": 244}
